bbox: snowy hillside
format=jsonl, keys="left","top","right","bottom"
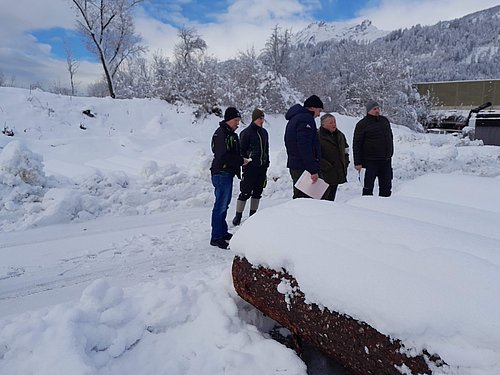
{"left": 376, "top": 5, "right": 500, "bottom": 82}
{"left": 1, "top": 88, "right": 500, "bottom": 374}
{"left": 293, "top": 19, "right": 389, "bottom": 46}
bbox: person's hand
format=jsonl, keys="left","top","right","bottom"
{"left": 311, "top": 173, "right": 319, "bottom": 183}
{"left": 354, "top": 164, "right": 362, "bottom": 172}
{"left": 243, "top": 158, "right": 251, "bottom": 166}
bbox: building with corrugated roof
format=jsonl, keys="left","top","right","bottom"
{"left": 415, "top": 80, "right": 500, "bottom": 145}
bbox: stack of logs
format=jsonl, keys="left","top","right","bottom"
{"left": 232, "top": 256, "right": 445, "bottom": 375}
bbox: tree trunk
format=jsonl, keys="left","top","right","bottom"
{"left": 232, "top": 256, "right": 446, "bottom": 375}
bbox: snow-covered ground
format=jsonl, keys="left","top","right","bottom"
{"left": 1, "top": 87, "right": 499, "bottom": 374}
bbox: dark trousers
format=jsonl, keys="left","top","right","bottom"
{"left": 289, "top": 169, "right": 311, "bottom": 199}
{"left": 322, "top": 184, "right": 338, "bottom": 201}
{"left": 363, "top": 159, "right": 392, "bottom": 197}
{"left": 237, "top": 166, "right": 267, "bottom": 201}
{"left": 211, "top": 172, "right": 233, "bottom": 241}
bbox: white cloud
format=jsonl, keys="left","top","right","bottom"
{"left": 0, "top": 0, "right": 75, "bottom": 33}
{"left": 0, "top": 0, "right": 102, "bottom": 89}
{"left": 221, "top": 0, "right": 306, "bottom": 21}
{"left": 135, "top": 0, "right": 313, "bottom": 61}
{"left": 136, "top": 0, "right": 313, "bottom": 59}
{"left": 355, "top": 0, "right": 500, "bottom": 30}
{"left": 134, "top": 9, "right": 179, "bottom": 60}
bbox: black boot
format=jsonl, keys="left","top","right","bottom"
{"left": 232, "top": 212, "right": 242, "bottom": 226}
{"left": 210, "top": 238, "right": 229, "bottom": 249}
{"left": 249, "top": 210, "right": 256, "bottom": 216}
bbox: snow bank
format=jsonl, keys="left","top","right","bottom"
{"left": 1, "top": 88, "right": 500, "bottom": 232}
{"left": 231, "top": 174, "right": 500, "bottom": 375}
{"left": 0, "top": 270, "right": 306, "bottom": 375}
{"left": 1, "top": 87, "right": 500, "bottom": 375}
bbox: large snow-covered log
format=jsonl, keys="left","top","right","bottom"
{"left": 232, "top": 255, "right": 444, "bottom": 375}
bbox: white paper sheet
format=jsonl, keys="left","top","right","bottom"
{"left": 357, "top": 168, "right": 365, "bottom": 187}
{"left": 294, "top": 170, "right": 329, "bottom": 199}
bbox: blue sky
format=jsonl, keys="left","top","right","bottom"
{"left": 1, "top": 0, "right": 498, "bottom": 90}
{"left": 31, "top": 0, "right": 374, "bottom": 62}
{"left": 32, "top": 28, "right": 89, "bottom": 60}
{"left": 136, "top": 0, "right": 372, "bottom": 26}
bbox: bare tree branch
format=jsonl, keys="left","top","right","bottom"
{"left": 174, "top": 26, "right": 207, "bottom": 68}
{"left": 70, "top": 0, "right": 146, "bottom": 98}
{"left": 64, "top": 39, "right": 80, "bottom": 96}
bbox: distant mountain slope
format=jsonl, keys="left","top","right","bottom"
{"left": 290, "top": 5, "right": 500, "bottom": 82}
{"left": 293, "top": 19, "right": 389, "bottom": 46}
{"left": 375, "top": 5, "right": 500, "bottom": 81}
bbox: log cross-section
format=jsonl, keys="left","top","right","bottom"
{"left": 232, "top": 256, "right": 445, "bottom": 375}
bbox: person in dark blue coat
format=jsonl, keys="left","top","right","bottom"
{"left": 209, "top": 107, "right": 249, "bottom": 249}
{"left": 284, "top": 95, "right": 323, "bottom": 199}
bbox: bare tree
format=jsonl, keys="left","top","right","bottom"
{"left": 170, "top": 26, "right": 213, "bottom": 107}
{"left": 70, "top": 0, "right": 146, "bottom": 98}
{"left": 64, "top": 39, "right": 80, "bottom": 96}
{"left": 262, "top": 25, "right": 292, "bottom": 77}
{"left": 173, "top": 26, "right": 207, "bottom": 68}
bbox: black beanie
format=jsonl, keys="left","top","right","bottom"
{"left": 304, "top": 95, "right": 324, "bottom": 109}
{"left": 252, "top": 108, "right": 264, "bottom": 122}
{"left": 224, "top": 107, "right": 241, "bottom": 121}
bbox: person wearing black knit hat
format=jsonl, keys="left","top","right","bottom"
{"left": 353, "top": 100, "right": 394, "bottom": 197}
{"left": 284, "top": 95, "right": 323, "bottom": 198}
{"left": 209, "top": 107, "right": 249, "bottom": 249}
{"left": 232, "top": 108, "right": 269, "bottom": 225}
{"left": 303, "top": 95, "right": 324, "bottom": 110}
{"left": 224, "top": 107, "right": 241, "bottom": 122}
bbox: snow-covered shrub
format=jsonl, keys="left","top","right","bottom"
{"left": 0, "top": 141, "right": 46, "bottom": 186}
{"left": 0, "top": 142, "right": 49, "bottom": 228}
{"left": 31, "top": 188, "right": 86, "bottom": 227}
{"left": 77, "top": 170, "right": 129, "bottom": 197}
{"left": 141, "top": 160, "right": 159, "bottom": 178}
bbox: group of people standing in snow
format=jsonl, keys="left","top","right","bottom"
{"left": 208, "top": 95, "right": 394, "bottom": 249}
{"left": 208, "top": 107, "right": 270, "bottom": 249}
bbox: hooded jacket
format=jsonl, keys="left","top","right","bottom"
{"left": 210, "top": 121, "right": 244, "bottom": 178}
{"left": 353, "top": 114, "right": 394, "bottom": 166}
{"left": 284, "top": 104, "right": 321, "bottom": 174}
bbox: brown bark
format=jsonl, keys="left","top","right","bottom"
{"left": 232, "top": 256, "right": 445, "bottom": 375}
